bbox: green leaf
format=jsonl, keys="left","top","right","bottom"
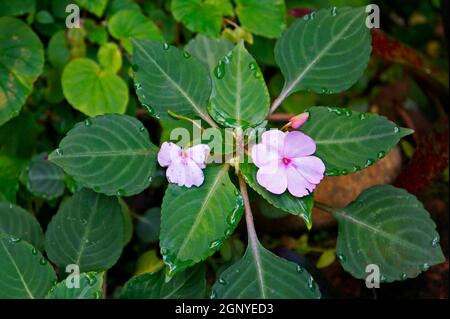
{"left": 132, "top": 39, "right": 213, "bottom": 122}
{"left": 36, "top": 10, "right": 54, "bottom": 24}
{"left": 47, "top": 30, "right": 70, "bottom": 70}
{"left": 185, "top": 34, "right": 234, "bottom": 73}
{"left": 334, "top": 185, "right": 445, "bottom": 282}
{"left": 0, "top": 155, "right": 27, "bottom": 203}
{"left": 235, "top": 0, "right": 286, "bottom": 38}
{"left": 301, "top": 106, "right": 413, "bottom": 175}
{"left": 240, "top": 162, "right": 314, "bottom": 229}
{"left": 171, "top": 0, "right": 233, "bottom": 37}
{"left": 121, "top": 264, "right": 206, "bottom": 299}
{"left": 136, "top": 207, "right": 161, "bottom": 243}
{"left": 25, "top": 155, "right": 65, "bottom": 200}
{"left": 0, "top": 203, "right": 44, "bottom": 251}
{"left": 274, "top": 7, "right": 371, "bottom": 98}
{"left": 0, "top": 17, "right": 44, "bottom": 126}
{"left": 316, "top": 249, "right": 336, "bottom": 269}
{"left": 47, "top": 272, "right": 103, "bottom": 299}
{"left": 76, "top": 0, "right": 108, "bottom": 17}
{"left": 84, "top": 19, "right": 108, "bottom": 45}
{"left": 212, "top": 240, "right": 321, "bottom": 298}
{"left": 0, "top": 235, "right": 56, "bottom": 299}
{"left": 160, "top": 165, "right": 244, "bottom": 276}
{"left": 108, "top": 10, "right": 163, "bottom": 54}
{"left": 49, "top": 114, "right": 157, "bottom": 197}
{"left": 209, "top": 41, "right": 269, "bottom": 128}
{"left": 98, "top": 42, "right": 122, "bottom": 73}
{"left": 62, "top": 58, "right": 129, "bottom": 116}
{"left": 135, "top": 249, "right": 164, "bottom": 276}
{"left": 45, "top": 189, "right": 124, "bottom": 272}
{"left": 0, "top": 0, "right": 35, "bottom": 17}
{"left": 119, "top": 198, "right": 133, "bottom": 246}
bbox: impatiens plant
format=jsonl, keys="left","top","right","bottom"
{"left": 0, "top": 1, "right": 447, "bottom": 300}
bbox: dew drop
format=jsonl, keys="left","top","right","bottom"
{"left": 364, "top": 159, "right": 374, "bottom": 167}
{"left": 135, "top": 82, "right": 142, "bottom": 90}
{"left": 218, "top": 278, "right": 227, "bottom": 285}
{"left": 321, "top": 88, "right": 328, "bottom": 94}
{"left": 393, "top": 126, "right": 400, "bottom": 133}
{"left": 116, "top": 189, "right": 125, "bottom": 197}
{"left": 248, "top": 62, "right": 257, "bottom": 71}
{"left": 9, "top": 236, "right": 21, "bottom": 244}
{"left": 325, "top": 168, "right": 339, "bottom": 176}
{"left": 331, "top": 6, "right": 338, "bottom": 16}
{"left": 31, "top": 247, "right": 38, "bottom": 255}
{"left": 303, "top": 15, "right": 309, "bottom": 21}
{"left": 210, "top": 290, "right": 217, "bottom": 299}
{"left": 214, "top": 61, "right": 225, "bottom": 79}
{"left": 340, "top": 169, "right": 348, "bottom": 175}
{"left": 40, "top": 258, "right": 48, "bottom": 265}
{"left": 84, "top": 119, "right": 92, "bottom": 127}
{"left": 310, "top": 12, "right": 316, "bottom": 20}
{"left": 139, "top": 126, "right": 145, "bottom": 132}
{"left": 308, "top": 276, "right": 316, "bottom": 290}
{"left": 162, "top": 43, "right": 170, "bottom": 50}
{"left": 359, "top": 113, "right": 367, "bottom": 120}
{"left": 377, "top": 151, "right": 386, "bottom": 159}
{"left": 86, "top": 274, "right": 97, "bottom": 286}
{"left": 56, "top": 148, "right": 63, "bottom": 156}
{"left": 431, "top": 236, "right": 440, "bottom": 248}
{"left": 296, "top": 265, "right": 304, "bottom": 273}
{"left": 400, "top": 273, "right": 407, "bottom": 280}
{"left": 183, "top": 51, "right": 191, "bottom": 59}
{"left": 380, "top": 275, "right": 386, "bottom": 282}
{"left": 209, "top": 240, "right": 222, "bottom": 249}
{"left": 8, "top": 203, "right": 13, "bottom": 209}
{"left": 344, "top": 109, "right": 352, "bottom": 117}
{"left": 337, "top": 254, "right": 346, "bottom": 263}
{"left": 253, "top": 71, "right": 262, "bottom": 79}
{"left": 223, "top": 55, "right": 231, "bottom": 64}
{"left": 422, "top": 263, "right": 430, "bottom": 271}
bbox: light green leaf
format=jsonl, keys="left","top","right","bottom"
{"left": 171, "top": 0, "right": 233, "bottom": 37}
{"left": 0, "top": 235, "right": 56, "bottom": 299}
{"left": 316, "top": 249, "right": 336, "bottom": 269}
{"left": 212, "top": 240, "right": 321, "bottom": 298}
{"left": 62, "top": 58, "right": 128, "bottom": 116}
{"left": 0, "top": 17, "right": 44, "bottom": 126}
{"left": 0, "top": 203, "right": 44, "bottom": 251}
{"left": 108, "top": 9, "right": 163, "bottom": 54}
{"left": 76, "top": 0, "right": 108, "bottom": 17}
{"left": 121, "top": 264, "right": 206, "bottom": 299}
{"left": 135, "top": 249, "right": 164, "bottom": 276}
{"left": 274, "top": 7, "right": 371, "bottom": 98}
{"left": 45, "top": 189, "right": 124, "bottom": 272}
{"left": 240, "top": 161, "right": 314, "bottom": 228}
{"left": 185, "top": 34, "right": 234, "bottom": 73}
{"left": 132, "top": 39, "right": 213, "bottom": 123}
{"left": 47, "top": 272, "right": 104, "bottom": 299}
{"left": 160, "top": 165, "right": 244, "bottom": 276}
{"left": 106, "top": 0, "right": 140, "bottom": 16}
{"left": 301, "top": 107, "right": 413, "bottom": 175}
{"left": 136, "top": 207, "right": 160, "bottom": 243}
{"left": 47, "top": 30, "right": 70, "bottom": 70}
{"left": 49, "top": 115, "right": 157, "bottom": 197}
{"left": 25, "top": 155, "right": 65, "bottom": 200}
{"left": 209, "top": 41, "right": 269, "bottom": 128}
{"left": 235, "top": 0, "right": 286, "bottom": 38}
{"left": 98, "top": 42, "right": 122, "bottom": 73}
{"left": 334, "top": 185, "right": 445, "bottom": 282}
{"left": 0, "top": 0, "right": 35, "bottom": 17}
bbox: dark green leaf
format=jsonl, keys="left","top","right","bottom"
{"left": 185, "top": 34, "right": 234, "bottom": 72}
{"left": 47, "top": 272, "right": 103, "bottom": 299}
{"left": 136, "top": 207, "right": 161, "bottom": 243}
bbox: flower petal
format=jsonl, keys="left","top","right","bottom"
{"left": 158, "top": 142, "right": 181, "bottom": 167}
{"left": 187, "top": 144, "right": 210, "bottom": 168}
{"left": 292, "top": 156, "right": 325, "bottom": 184}
{"left": 251, "top": 143, "right": 279, "bottom": 168}
{"left": 256, "top": 163, "right": 288, "bottom": 194}
{"left": 261, "top": 129, "right": 286, "bottom": 154}
{"left": 166, "top": 159, "right": 204, "bottom": 188}
{"left": 283, "top": 131, "right": 316, "bottom": 158}
{"left": 286, "top": 165, "right": 316, "bottom": 197}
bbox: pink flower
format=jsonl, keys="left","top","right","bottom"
{"left": 158, "top": 142, "right": 210, "bottom": 187}
{"left": 251, "top": 130, "right": 325, "bottom": 197}
{"left": 289, "top": 112, "right": 309, "bottom": 129}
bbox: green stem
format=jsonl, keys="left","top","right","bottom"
{"left": 238, "top": 175, "right": 259, "bottom": 249}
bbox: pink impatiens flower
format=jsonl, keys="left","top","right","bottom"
{"left": 251, "top": 130, "right": 325, "bottom": 197}
{"left": 158, "top": 142, "right": 210, "bottom": 188}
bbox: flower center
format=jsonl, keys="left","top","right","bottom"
{"left": 282, "top": 157, "right": 292, "bottom": 166}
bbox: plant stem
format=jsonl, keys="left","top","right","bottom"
{"left": 269, "top": 88, "right": 290, "bottom": 114}
{"left": 238, "top": 175, "right": 259, "bottom": 248}
{"left": 268, "top": 113, "right": 295, "bottom": 122}
{"left": 315, "top": 201, "right": 338, "bottom": 215}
